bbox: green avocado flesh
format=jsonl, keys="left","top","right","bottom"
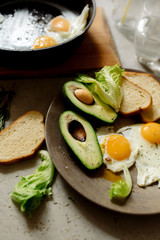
{"left": 59, "top": 110, "right": 103, "bottom": 170}
{"left": 62, "top": 81, "right": 117, "bottom": 123}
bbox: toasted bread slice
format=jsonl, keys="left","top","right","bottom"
{"left": 123, "top": 72, "right": 160, "bottom": 122}
{"left": 120, "top": 77, "right": 152, "bottom": 116}
{"left": 0, "top": 111, "right": 45, "bottom": 164}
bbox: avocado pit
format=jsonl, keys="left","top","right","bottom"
{"left": 74, "top": 88, "right": 94, "bottom": 105}
{"left": 68, "top": 120, "right": 86, "bottom": 142}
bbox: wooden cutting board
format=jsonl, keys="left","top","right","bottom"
{"left": 0, "top": 8, "right": 120, "bottom": 78}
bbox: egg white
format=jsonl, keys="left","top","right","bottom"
{"left": 45, "top": 4, "right": 89, "bottom": 44}
{"left": 100, "top": 124, "right": 160, "bottom": 188}
{"left": 0, "top": 13, "right": 4, "bottom": 23}
{"left": 96, "top": 125, "right": 139, "bottom": 173}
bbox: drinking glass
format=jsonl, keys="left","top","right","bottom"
{"left": 134, "top": 0, "right": 160, "bottom": 74}
{"left": 112, "top": 0, "right": 144, "bottom": 38}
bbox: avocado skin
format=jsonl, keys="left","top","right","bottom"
{"left": 59, "top": 111, "right": 103, "bottom": 170}
{"left": 62, "top": 81, "right": 117, "bottom": 124}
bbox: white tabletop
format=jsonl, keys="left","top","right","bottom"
{"left": 1, "top": 1, "right": 160, "bottom": 240}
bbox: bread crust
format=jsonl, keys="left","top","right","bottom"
{"left": 124, "top": 71, "right": 152, "bottom": 78}
{"left": 0, "top": 111, "right": 45, "bottom": 164}
{"left": 123, "top": 71, "right": 160, "bottom": 122}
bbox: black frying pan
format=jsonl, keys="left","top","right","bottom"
{"left": 0, "top": 0, "right": 96, "bottom": 68}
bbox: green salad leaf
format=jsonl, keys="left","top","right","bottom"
{"left": 11, "top": 150, "right": 54, "bottom": 216}
{"left": 76, "top": 64, "right": 124, "bottom": 112}
{"left": 109, "top": 165, "right": 132, "bottom": 202}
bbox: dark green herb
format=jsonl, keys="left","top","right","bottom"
{"left": 0, "top": 85, "right": 14, "bottom": 131}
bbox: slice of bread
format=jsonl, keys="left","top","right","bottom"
{"left": 120, "top": 77, "right": 152, "bottom": 116}
{"left": 123, "top": 72, "right": 160, "bottom": 122}
{"left": 0, "top": 111, "right": 45, "bottom": 164}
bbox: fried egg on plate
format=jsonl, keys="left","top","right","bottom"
{"left": 97, "top": 122, "right": 160, "bottom": 188}
{"left": 135, "top": 122, "right": 160, "bottom": 188}
{"left": 96, "top": 126, "right": 139, "bottom": 173}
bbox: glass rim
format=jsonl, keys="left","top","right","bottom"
{"left": 144, "top": 0, "right": 160, "bottom": 16}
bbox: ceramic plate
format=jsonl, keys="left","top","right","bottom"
{"left": 45, "top": 70, "right": 160, "bottom": 215}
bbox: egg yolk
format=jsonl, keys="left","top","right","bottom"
{"left": 32, "top": 36, "right": 57, "bottom": 49}
{"left": 51, "top": 16, "right": 70, "bottom": 32}
{"left": 141, "top": 122, "right": 160, "bottom": 144}
{"left": 106, "top": 135, "right": 131, "bottom": 161}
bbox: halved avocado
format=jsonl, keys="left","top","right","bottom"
{"left": 62, "top": 81, "right": 117, "bottom": 123}
{"left": 59, "top": 110, "right": 103, "bottom": 170}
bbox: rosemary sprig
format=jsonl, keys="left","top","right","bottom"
{"left": 0, "top": 86, "right": 14, "bottom": 131}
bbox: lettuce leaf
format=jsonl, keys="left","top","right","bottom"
{"left": 76, "top": 64, "right": 124, "bottom": 112}
{"left": 10, "top": 150, "right": 54, "bottom": 217}
{"left": 109, "top": 165, "right": 132, "bottom": 202}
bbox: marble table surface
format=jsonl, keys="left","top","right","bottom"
{"left": 0, "top": 1, "right": 160, "bottom": 240}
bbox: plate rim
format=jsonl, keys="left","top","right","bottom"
{"left": 45, "top": 68, "right": 160, "bottom": 215}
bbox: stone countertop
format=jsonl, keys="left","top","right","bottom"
{"left": 0, "top": 1, "right": 160, "bottom": 240}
